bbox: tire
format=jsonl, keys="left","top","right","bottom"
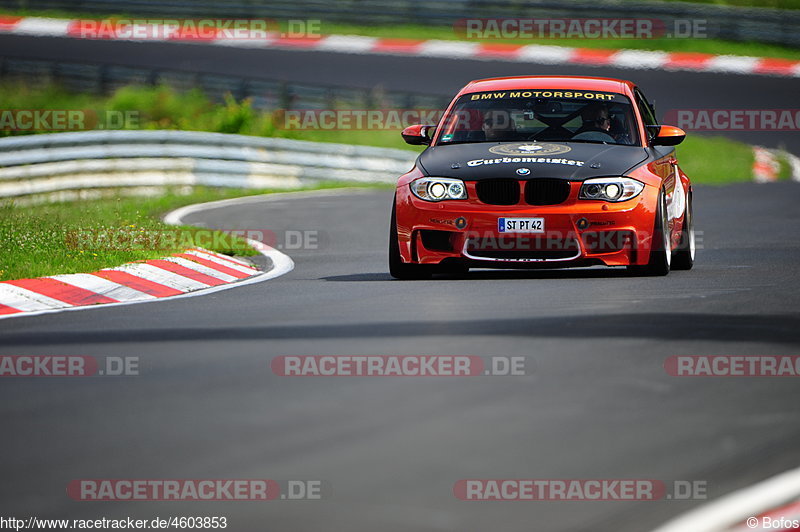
{"left": 628, "top": 190, "right": 671, "bottom": 277}
{"left": 389, "top": 200, "right": 432, "bottom": 280}
{"left": 671, "top": 191, "right": 695, "bottom": 270}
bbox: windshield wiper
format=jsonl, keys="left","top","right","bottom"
{"left": 437, "top": 140, "right": 488, "bottom": 146}
{"left": 439, "top": 139, "right": 622, "bottom": 146}
{"left": 438, "top": 140, "right": 523, "bottom": 146}
{"left": 563, "top": 139, "right": 612, "bottom": 145}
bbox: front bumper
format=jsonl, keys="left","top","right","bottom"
{"left": 395, "top": 182, "right": 659, "bottom": 268}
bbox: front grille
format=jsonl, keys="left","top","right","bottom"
{"left": 476, "top": 179, "right": 520, "bottom": 205}
{"left": 525, "top": 179, "right": 571, "bottom": 205}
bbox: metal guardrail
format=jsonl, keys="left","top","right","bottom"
{"left": 0, "top": 130, "right": 417, "bottom": 199}
{"left": 1, "top": 0, "right": 798, "bottom": 47}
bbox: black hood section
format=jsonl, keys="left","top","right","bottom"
{"left": 417, "top": 142, "right": 651, "bottom": 181}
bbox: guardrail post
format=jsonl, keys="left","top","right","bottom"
{"left": 279, "top": 82, "right": 295, "bottom": 110}
{"left": 236, "top": 79, "right": 249, "bottom": 102}
{"left": 325, "top": 88, "right": 337, "bottom": 112}
{"left": 147, "top": 69, "right": 159, "bottom": 87}
{"left": 98, "top": 64, "right": 110, "bottom": 95}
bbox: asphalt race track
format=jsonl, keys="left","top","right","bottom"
{"left": 1, "top": 182, "right": 800, "bottom": 531}
{"left": 0, "top": 34, "right": 798, "bottom": 153}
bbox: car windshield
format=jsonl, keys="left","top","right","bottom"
{"left": 437, "top": 89, "right": 640, "bottom": 146}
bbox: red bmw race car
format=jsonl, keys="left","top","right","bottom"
{"left": 389, "top": 75, "right": 695, "bottom": 279}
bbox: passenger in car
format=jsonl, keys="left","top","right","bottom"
{"left": 481, "top": 109, "right": 522, "bottom": 141}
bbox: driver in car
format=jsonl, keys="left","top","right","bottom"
{"left": 577, "top": 102, "right": 612, "bottom": 134}
{"left": 574, "top": 102, "right": 631, "bottom": 144}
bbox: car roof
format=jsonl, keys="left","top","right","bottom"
{"left": 459, "top": 76, "right": 635, "bottom": 97}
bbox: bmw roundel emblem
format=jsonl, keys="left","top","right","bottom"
{"left": 516, "top": 168, "right": 531, "bottom": 176}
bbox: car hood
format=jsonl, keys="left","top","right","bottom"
{"left": 416, "top": 142, "right": 650, "bottom": 181}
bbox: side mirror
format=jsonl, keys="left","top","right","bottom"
{"left": 650, "top": 125, "right": 686, "bottom": 146}
{"left": 402, "top": 124, "right": 435, "bottom": 146}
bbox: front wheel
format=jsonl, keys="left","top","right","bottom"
{"left": 389, "top": 201, "right": 432, "bottom": 280}
{"left": 628, "top": 190, "right": 671, "bottom": 277}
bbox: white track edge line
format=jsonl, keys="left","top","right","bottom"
{"left": 650, "top": 465, "right": 800, "bottom": 532}
{"left": 162, "top": 187, "right": 377, "bottom": 224}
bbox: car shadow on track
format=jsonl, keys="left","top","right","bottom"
{"left": 322, "top": 268, "right": 633, "bottom": 282}
{"left": 6, "top": 313, "right": 799, "bottom": 346}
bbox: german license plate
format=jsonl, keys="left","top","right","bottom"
{"left": 498, "top": 217, "right": 545, "bottom": 233}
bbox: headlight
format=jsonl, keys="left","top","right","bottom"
{"left": 579, "top": 177, "right": 644, "bottom": 202}
{"left": 410, "top": 177, "right": 468, "bottom": 202}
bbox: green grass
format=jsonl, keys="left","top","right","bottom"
{"left": 0, "top": 82, "right": 421, "bottom": 150}
{"left": 0, "top": 183, "right": 384, "bottom": 282}
{"left": 675, "top": 135, "right": 755, "bottom": 184}
{"left": 1, "top": 8, "right": 799, "bottom": 59}
{"left": 0, "top": 188, "right": 251, "bottom": 282}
